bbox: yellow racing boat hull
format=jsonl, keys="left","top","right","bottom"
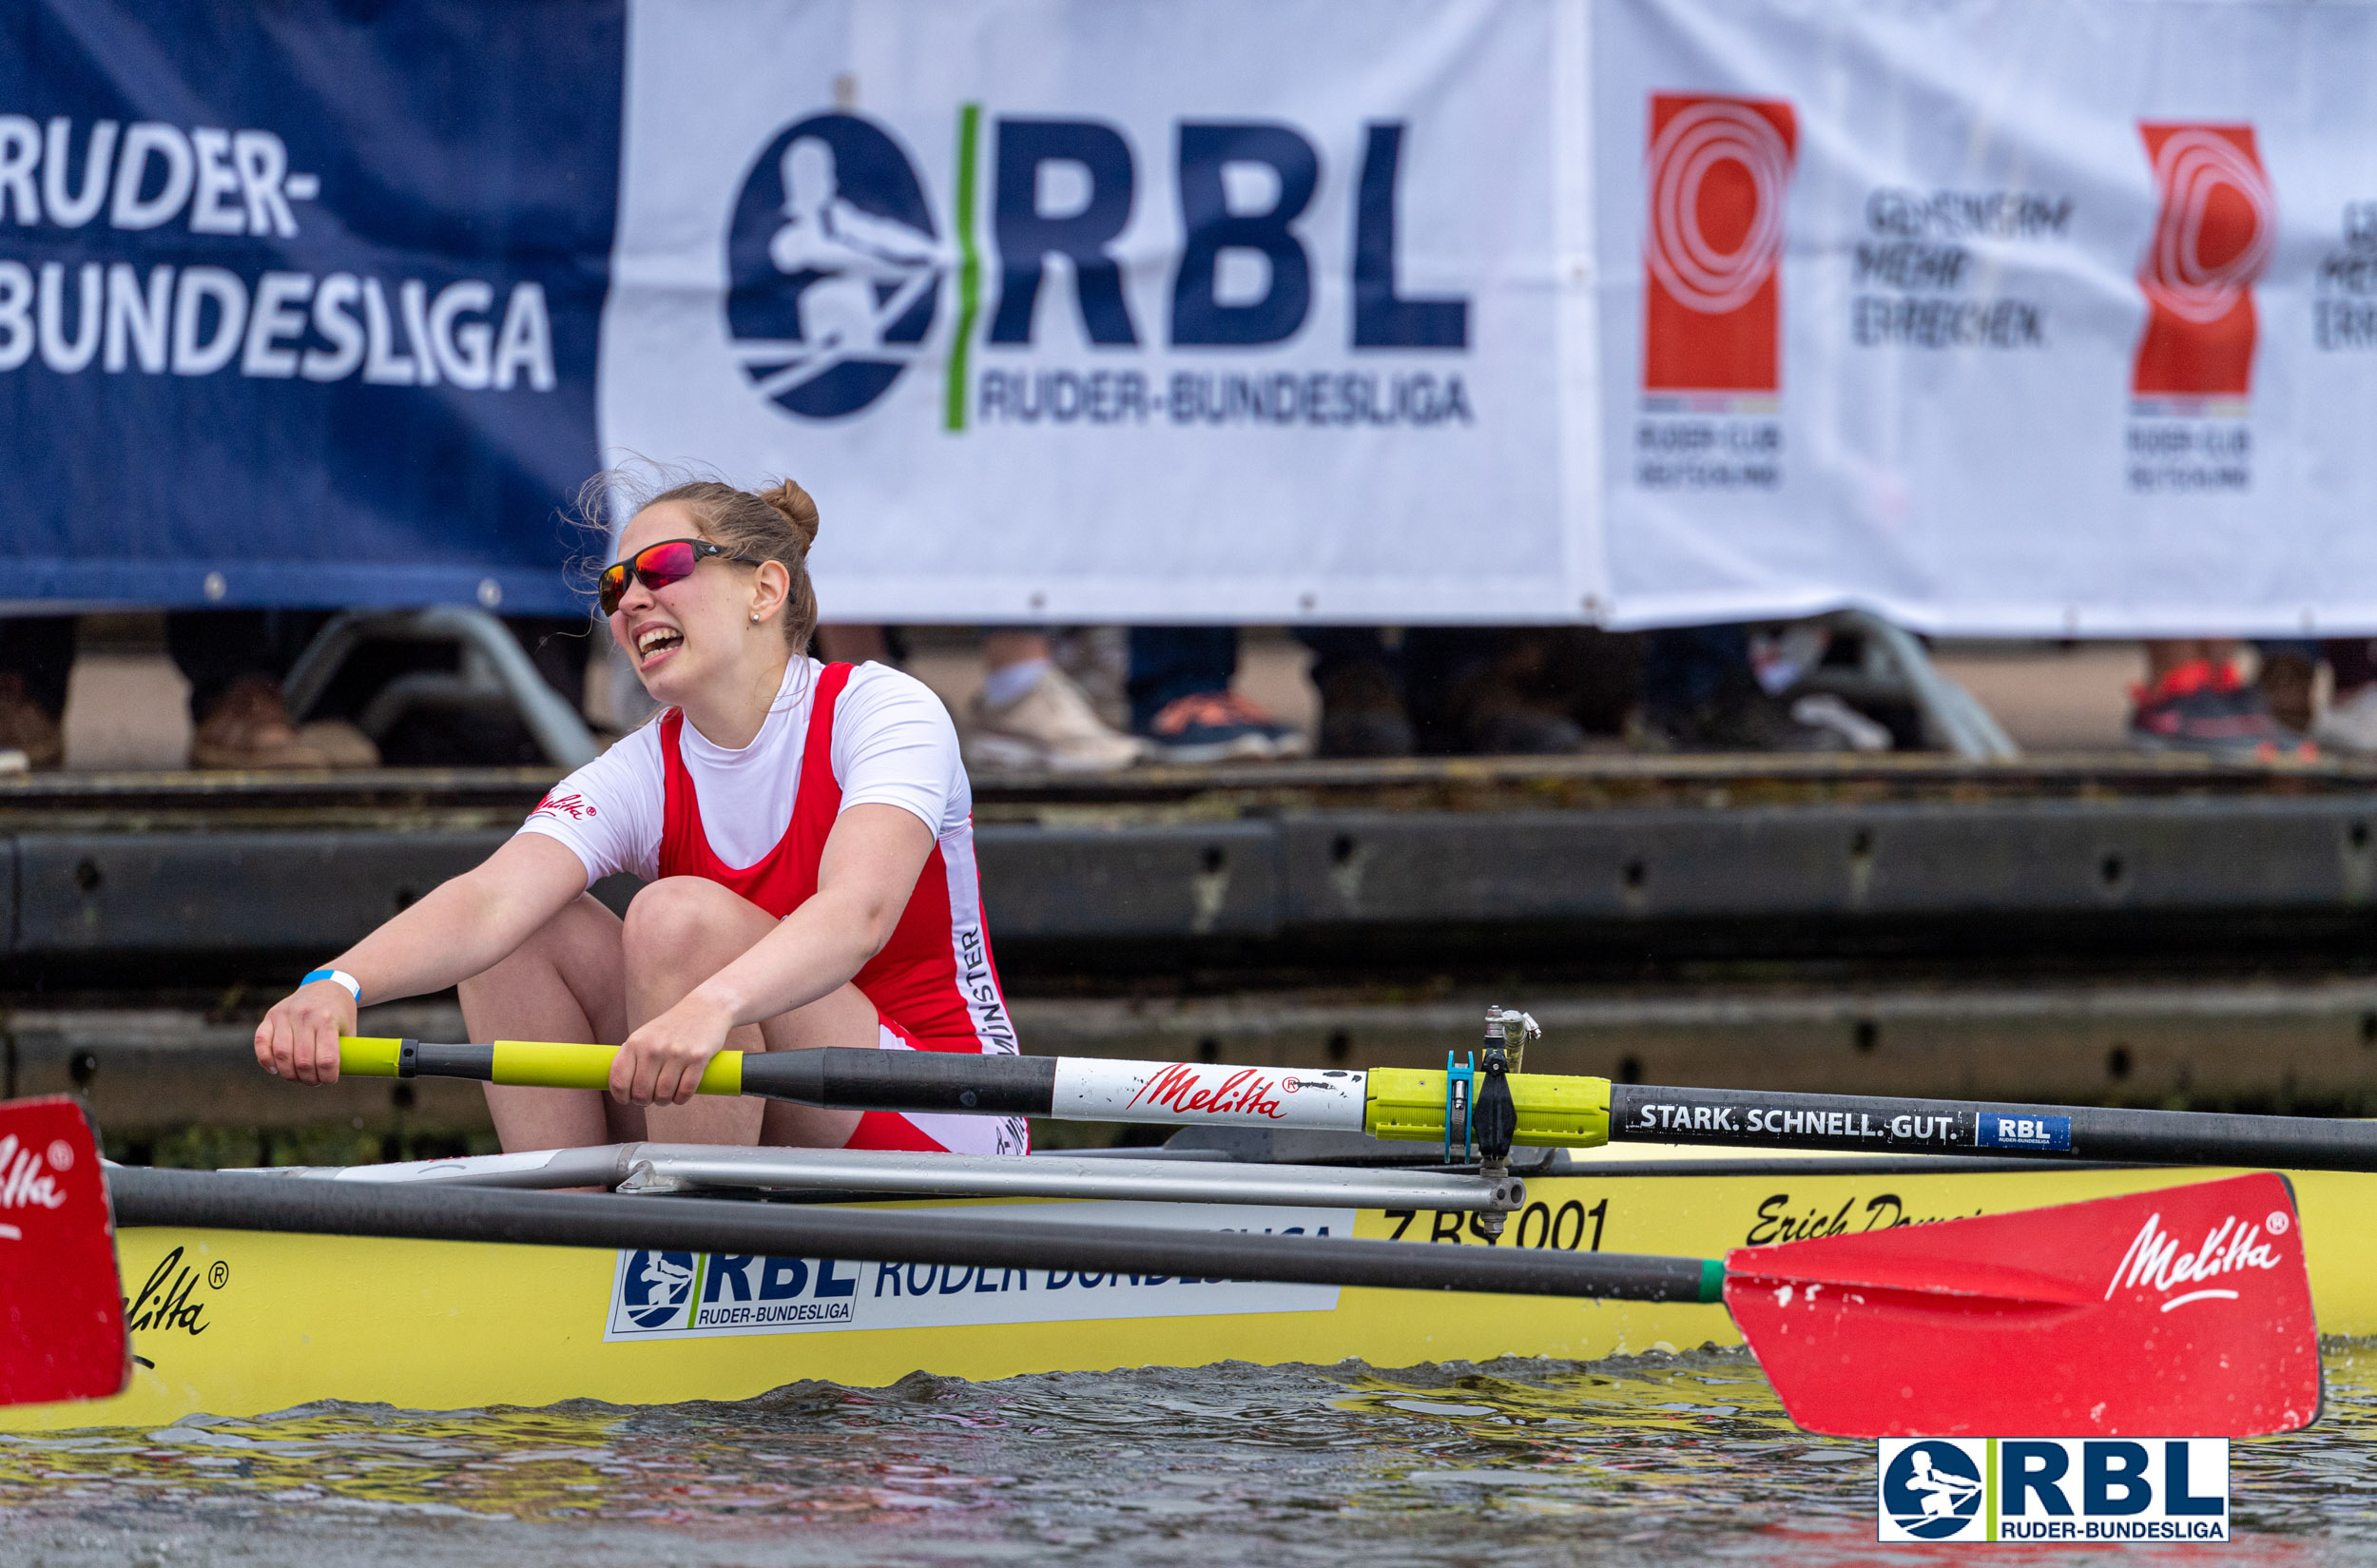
{"left": 13, "top": 1155, "right": 2374, "bottom": 1431}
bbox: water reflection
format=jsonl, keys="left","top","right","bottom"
{"left": 3, "top": 1345, "right": 2371, "bottom": 1565}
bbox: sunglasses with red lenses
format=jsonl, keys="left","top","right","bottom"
{"left": 598, "top": 537, "right": 762, "bottom": 616}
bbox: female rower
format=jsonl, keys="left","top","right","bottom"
{"left": 252, "top": 474, "right": 1026, "bottom": 1155}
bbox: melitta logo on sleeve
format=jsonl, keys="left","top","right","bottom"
{"left": 602, "top": 1202, "right": 1351, "bottom": 1342}
{"left": 1879, "top": 1438, "right": 2230, "bottom": 1542}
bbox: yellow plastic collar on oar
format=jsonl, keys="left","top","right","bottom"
{"left": 340, "top": 1036, "right": 406, "bottom": 1076}
{"left": 1364, "top": 1068, "right": 1613, "bottom": 1148}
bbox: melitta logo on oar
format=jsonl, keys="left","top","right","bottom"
{"left": 1053, "top": 1058, "right": 1370, "bottom": 1130}
{"left": 0, "top": 1096, "right": 129, "bottom": 1407}
{"left": 2107, "top": 1206, "right": 2288, "bottom": 1310}
{"left": 0, "top": 1129, "right": 73, "bottom": 1235}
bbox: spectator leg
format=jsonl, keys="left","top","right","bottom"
{"left": 0, "top": 615, "right": 79, "bottom": 721}
{"left": 1295, "top": 628, "right": 1411, "bottom": 758}
{"left": 1127, "top": 627, "right": 1241, "bottom": 731}
{"left": 0, "top": 615, "right": 76, "bottom": 768}
{"left": 2254, "top": 638, "right": 2320, "bottom": 734}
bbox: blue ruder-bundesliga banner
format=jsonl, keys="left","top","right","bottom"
{"left": 13, "top": 1, "right": 2377, "bottom": 630}
{"left": 1, "top": 1, "right": 623, "bottom": 615}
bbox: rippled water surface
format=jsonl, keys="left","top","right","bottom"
{"left": 6, "top": 1346, "right": 2375, "bottom": 1566}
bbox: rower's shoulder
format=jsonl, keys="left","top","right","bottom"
{"left": 841, "top": 661, "right": 955, "bottom": 722}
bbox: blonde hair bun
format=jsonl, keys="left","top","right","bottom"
{"left": 757, "top": 477, "right": 821, "bottom": 550}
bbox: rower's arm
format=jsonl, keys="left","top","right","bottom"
{"left": 609, "top": 804, "right": 933, "bottom": 1105}
{"left": 336, "top": 834, "right": 592, "bottom": 1002}
{"left": 256, "top": 835, "right": 589, "bottom": 1085}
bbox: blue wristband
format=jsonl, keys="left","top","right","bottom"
{"left": 301, "top": 967, "right": 361, "bottom": 1002}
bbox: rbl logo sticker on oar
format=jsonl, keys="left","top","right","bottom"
{"left": 0, "top": 1096, "right": 130, "bottom": 1407}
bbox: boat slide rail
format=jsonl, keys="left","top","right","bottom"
{"left": 233, "top": 1142, "right": 1526, "bottom": 1213}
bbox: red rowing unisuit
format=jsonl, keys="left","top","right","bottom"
{"left": 657, "top": 662, "right": 1026, "bottom": 1154}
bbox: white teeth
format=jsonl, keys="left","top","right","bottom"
{"left": 636, "top": 627, "right": 682, "bottom": 657}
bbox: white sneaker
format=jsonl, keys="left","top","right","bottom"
{"left": 965, "top": 666, "right": 1148, "bottom": 773}
{"left": 2316, "top": 685, "right": 2377, "bottom": 756}
{"left": 1790, "top": 693, "right": 1894, "bottom": 752}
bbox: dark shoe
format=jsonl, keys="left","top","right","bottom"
{"left": 1433, "top": 664, "right": 1587, "bottom": 756}
{"left": 1142, "top": 691, "right": 1309, "bottom": 764}
{"left": 190, "top": 676, "right": 331, "bottom": 770}
{"left": 2129, "top": 660, "right": 2313, "bottom": 760}
{"left": 1315, "top": 662, "right": 1413, "bottom": 758}
{"left": 1472, "top": 702, "right": 1586, "bottom": 755}
{"left": 1646, "top": 687, "right": 1850, "bottom": 752}
{"left": 0, "top": 673, "right": 64, "bottom": 769}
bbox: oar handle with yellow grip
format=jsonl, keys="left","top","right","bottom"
{"left": 336, "top": 1036, "right": 1611, "bottom": 1146}
{"left": 331, "top": 1034, "right": 2377, "bottom": 1171}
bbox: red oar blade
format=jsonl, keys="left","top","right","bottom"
{"left": 0, "top": 1097, "right": 128, "bottom": 1406}
{"left": 1724, "top": 1171, "right": 2319, "bottom": 1439}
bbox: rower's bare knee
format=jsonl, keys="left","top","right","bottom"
{"left": 623, "top": 876, "right": 768, "bottom": 977}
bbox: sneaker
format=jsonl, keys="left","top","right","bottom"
{"left": 1790, "top": 693, "right": 1894, "bottom": 752}
{"left": 189, "top": 676, "right": 332, "bottom": 770}
{"left": 2315, "top": 684, "right": 2377, "bottom": 757}
{"left": 966, "top": 665, "right": 1146, "bottom": 773}
{"left": 1315, "top": 662, "right": 1414, "bottom": 758}
{"left": 1142, "top": 690, "right": 1310, "bottom": 764}
{"left": 1644, "top": 686, "right": 1851, "bottom": 753}
{"left": 299, "top": 718, "right": 383, "bottom": 768}
{"left": 2127, "top": 660, "right": 2313, "bottom": 760}
{"left": 0, "top": 674, "right": 64, "bottom": 769}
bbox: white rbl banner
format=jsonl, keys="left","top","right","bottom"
{"left": 601, "top": 0, "right": 1587, "bottom": 625}
{"left": 1594, "top": 0, "right": 2377, "bottom": 635}
{"left": 599, "top": 0, "right": 2377, "bottom": 632}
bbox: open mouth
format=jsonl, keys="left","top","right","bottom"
{"left": 634, "top": 625, "right": 685, "bottom": 666}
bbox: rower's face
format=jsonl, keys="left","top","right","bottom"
{"left": 609, "top": 501, "right": 760, "bottom": 700}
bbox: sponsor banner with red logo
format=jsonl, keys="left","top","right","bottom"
{"left": 1595, "top": 0, "right": 2377, "bottom": 634}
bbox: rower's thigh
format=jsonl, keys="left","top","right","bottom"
{"left": 460, "top": 893, "right": 640, "bottom": 1152}
{"left": 459, "top": 892, "right": 630, "bottom": 1046}
{"left": 756, "top": 983, "right": 881, "bottom": 1054}
{"left": 753, "top": 984, "right": 879, "bottom": 1147}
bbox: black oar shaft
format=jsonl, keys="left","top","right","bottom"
{"left": 108, "top": 1168, "right": 1719, "bottom": 1304}
{"left": 742, "top": 1048, "right": 1056, "bottom": 1115}
{"left": 1609, "top": 1084, "right": 2377, "bottom": 1170}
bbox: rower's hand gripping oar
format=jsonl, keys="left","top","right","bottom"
{"left": 0, "top": 1096, "right": 130, "bottom": 1408}
{"left": 341, "top": 1023, "right": 2377, "bottom": 1174}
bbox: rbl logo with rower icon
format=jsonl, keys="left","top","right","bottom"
{"left": 1879, "top": 1438, "right": 2230, "bottom": 1542}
